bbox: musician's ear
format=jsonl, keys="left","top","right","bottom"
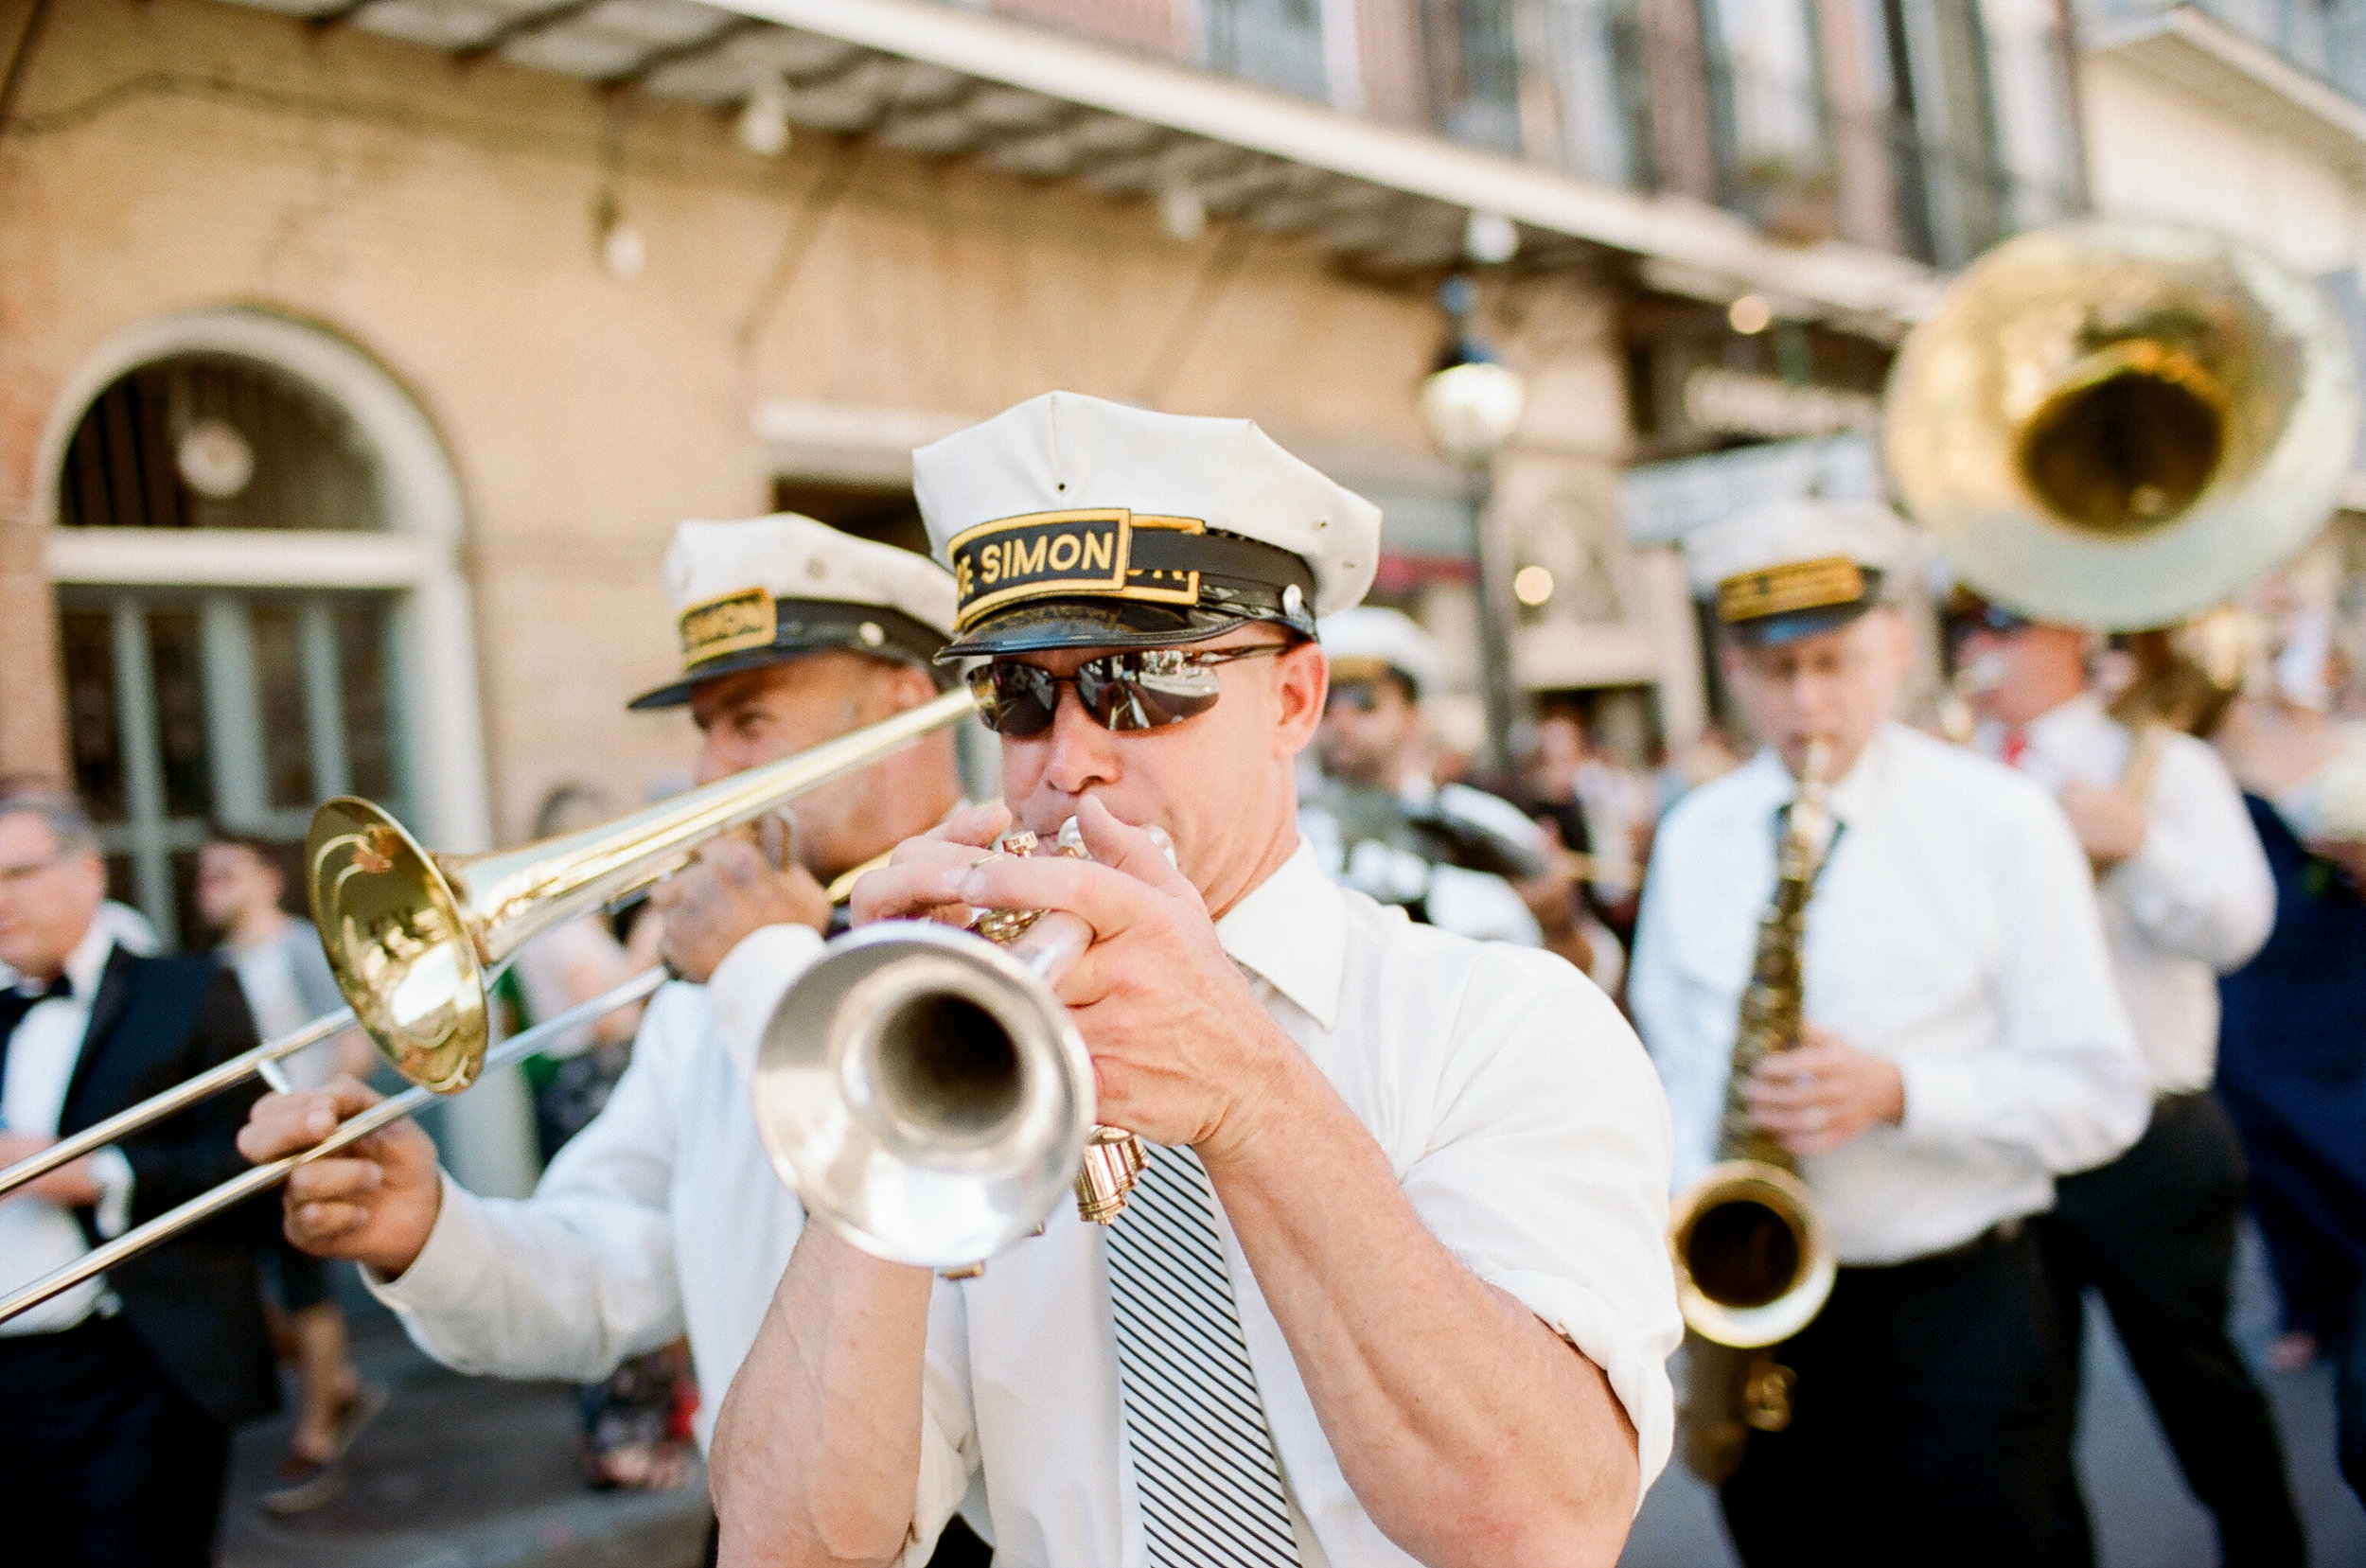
{"left": 1272, "top": 637, "right": 1329, "bottom": 757}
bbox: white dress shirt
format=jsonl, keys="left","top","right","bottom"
{"left": 1, "top": 918, "right": 136, "bottom": 1335}
{"left": 1630, "top": 723, "right": 2149, "bottom": 1267}
{"left": 707, "top": 840, "right": 1682, "bottom": 1568}
{"left": 365, "top": 967, "right": 821, "bottom": 1453}
{"left": 1976, "top": 694, "right": 2275, "bottom": 1097}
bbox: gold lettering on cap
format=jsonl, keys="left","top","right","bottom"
{"left": 1714, "top": 555, "right": 1867, "bottom": 625}
{"left": 677, "top": 585, "right": 779, "bottom": 668}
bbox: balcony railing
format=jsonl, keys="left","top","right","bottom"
{"left": 960, "top": 0, "right": 2082, "bottom": 269}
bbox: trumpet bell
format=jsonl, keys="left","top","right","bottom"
{"left": 1669, "top": 1160, "right": 1837, "bottom": 1349}
{"left": 753, "top": 920, "right": 1096, "bottom": 1267}
{"left": 307, "top": 798, "right": 486, "bottom": 1094}
{"left": 1884, "top": 217, "right": 2359, "bottom": 631}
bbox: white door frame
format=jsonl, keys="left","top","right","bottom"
{"left": 34, "top": 307, "right": 495, "bottom": 857}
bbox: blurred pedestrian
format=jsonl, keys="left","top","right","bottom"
{"left": 1631, "top": 501, "right": 2147, "bottom": 1564}
{"left": 0, "top": 789, "right": 276, "bottom": 1566}
{"left": 194, "top": 829, "right": 386, "bottom": 1514}
{"left": 1951, "top": 590, "right": 2302, "bottom": 1566}
{"left": 2215, "top": 596, "right": 2366, "bottom": 1507}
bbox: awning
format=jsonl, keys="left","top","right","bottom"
{"left": 226, "top": 0, "right": 1940, "bottom": 325}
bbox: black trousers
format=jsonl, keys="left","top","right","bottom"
{"left": 0, "top": 1314, "right": 230, "bottom": 1568}
{"left": 1720, "top": 1225, "right": 2068, "bottom": 1568}
{"left": 2037, "top": 1091, "right": 2304, "bottom": 1568}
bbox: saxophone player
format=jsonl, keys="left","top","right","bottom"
{"left": 1628, "top": 499, "right": 2148, "bottom": 1566}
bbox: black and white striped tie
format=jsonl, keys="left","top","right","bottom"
{"left": 1105, "top": 1140, "right": 1302, "bottom": 1567}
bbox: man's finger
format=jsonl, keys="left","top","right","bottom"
{"left": 1069, "top": 798, "right": 1196, "bottom": 905}
{"left": 890, "top": 803, "right": 1009, "bottom": 861}
{"left": 285, "top": 1156, "right": 385, "bottom": 1207}
{"left": 958, "top": 854, "right": 1161, "bottom": 943}
{"left": 289, "top": 1200, "right": 372, "bottom": 1245}
{"left": 238, "top": 1080, "right": 382, "bottom": 1162}
{"left": 851, "top": 857, "right": 981, "bottom": 926}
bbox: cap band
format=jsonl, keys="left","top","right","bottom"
{"left": 679, "top": 585, "right": 778, "bottom": 663}
{"left": 1716, "top": 555, "right": 1867, "bottom": 625}
{"left": 947, "top": 509, "right": 1314, "bottom": 634}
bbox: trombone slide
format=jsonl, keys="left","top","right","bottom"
{"left": 0, "top": 968, "right": 666, "bottom": 1327}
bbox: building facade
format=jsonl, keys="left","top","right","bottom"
{"left": 1, "top": 0, "right": 2077, "bottom": 944}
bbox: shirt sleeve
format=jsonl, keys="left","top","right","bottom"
{"left": 88, "top": 1146, "right": 134, "bottom": 1240}
{"left": 1897, "top": 798, "right": 2149, "bottom": 1173}
{"left": 2105, "top": 737, "right": 2276, "bottom": 974}
{"left": 1402, "top": 949, "right": 1683, "bottom": 1497}
{"left": 892, "top": 1278, "right": 982, "bottom": 1567}
{"left": 365, "top": 997, "right": 691, "bottom": 1382}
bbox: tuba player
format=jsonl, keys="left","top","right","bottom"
{"left": 1628, "top": 499, "right": 2148, "bottom": 1566}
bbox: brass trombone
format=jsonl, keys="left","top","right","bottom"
{"left": 0, "top": 685, "right": 980, "bottom": 1325}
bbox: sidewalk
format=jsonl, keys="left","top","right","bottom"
{"left": 221, "top": 1305, "right": 711, "bottom": 1568}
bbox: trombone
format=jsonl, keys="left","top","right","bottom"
{"left": 0, "top": 685, "right": 980, "bottom": 1325}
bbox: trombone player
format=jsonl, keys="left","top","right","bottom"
{"left": 706, "top": 392, "right": 1682, "bottom": 1567}
{"left": 236, "top": 516, "right": 987, "bottom": 1559}
{"left": 1628, "top": 499, "right": 2148, "bottom": 1566}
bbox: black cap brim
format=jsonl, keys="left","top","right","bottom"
{"left": 630, "top": 603, "right": 954, "bottom": 710}
{"left": 938, "top": 597, "right": 1290, "bottom": 660}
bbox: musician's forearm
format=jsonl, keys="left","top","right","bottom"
{"left": 1203, "top": 1054, "right": 1639, "bottom": 1568}
{"left": 713, "top": 1227, "right": 933, "bottom": 1568}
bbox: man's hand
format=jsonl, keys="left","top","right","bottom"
{"left": 0, "top": 1133, "right": 98, "bottom": 1207}
{"left": 846, "top": 802, "right": 1013, "bottom": 927}
{"left": 2059, "top": 779, "right": 2148, "bottom": 869}
{"left": 649, "top": 815, "right": 831, "bottom": 983}
{"left": 237, "top": 1078, "right": 442, "bottom": 1278}
{"left": 1745, "top": 1025, "right": 1904, "bottom": 1157}
{"left": 872, "top": 796, "right": 1299, "bottom": 1157}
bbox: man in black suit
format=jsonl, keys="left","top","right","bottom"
{"left": 0, "top": 788, "right": 278, "bottom": 1566}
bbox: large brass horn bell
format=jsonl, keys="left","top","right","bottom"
{"left": 1884, "top": 217, "right": 2359, "bottom": 631}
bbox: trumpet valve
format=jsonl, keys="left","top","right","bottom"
{"left": 1076, "top": 1126, "right": 1147, "bottom": 1224}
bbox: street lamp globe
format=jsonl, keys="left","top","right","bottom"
{"left": 1420, "top": 359, "right": 1527, "bottom": 468}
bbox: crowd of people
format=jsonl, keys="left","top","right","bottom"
{"left": 0, "top": 389, "right": 2361, "bottom": 1567}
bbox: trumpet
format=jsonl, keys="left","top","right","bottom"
{"left": 0, "top": 685, "right": 980, "bottom": 1325}
{"left": 751, "top": 821, "right": 1144, "bottom": 1271}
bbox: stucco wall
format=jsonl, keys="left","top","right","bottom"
{"left": 2079, "top": 56, "right": 2366, "bottom": 274}
{"left": 0, "top": 0, "right": 1623, "bottom": 843}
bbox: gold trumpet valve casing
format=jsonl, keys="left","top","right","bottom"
{"left": 974, "top": 828, "right": 1151, "bottom": 1228}
{"left": 1075, "top": 1126, "right": 1150, "bottom": 1225}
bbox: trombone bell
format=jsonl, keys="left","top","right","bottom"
{"left": 307, "top": 801, "right": 486, "bottom": 1094}
{"left": 752, "top": 920, "right": 1096, "bottom": 1268}
{"left": 1669, "top": 1160, "right": 1837, "bottom": 1349}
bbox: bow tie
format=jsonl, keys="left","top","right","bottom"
{"left": 10, "top": 974, "right": 71, "bottom": 1003}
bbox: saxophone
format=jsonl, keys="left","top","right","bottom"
{"left": 1669, "top": 741, "right": 1840, "bottom": 1482}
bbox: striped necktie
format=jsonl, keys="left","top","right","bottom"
{"left": 1105, "top": 1139, "right": 1302, "bottom": 1567}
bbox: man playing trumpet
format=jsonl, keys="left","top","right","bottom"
{"left": 1628, "top": 499, "right": 2148, "bottom": 1566}
{"left": 704, "top": 392, "right": 1681, "bottom": 1567}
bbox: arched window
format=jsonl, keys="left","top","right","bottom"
{"left": 41, "top": 310, "right": 489, "bottom": 946}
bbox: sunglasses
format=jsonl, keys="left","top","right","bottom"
{"left": 1325, "top": 681, "right": 1384, "bottom": 714}
{"left": 1953, "top": 603, "right": 2029, "bottom": 638}
{"left": 967, "top": 643, "right": 1290, "bottom": 737}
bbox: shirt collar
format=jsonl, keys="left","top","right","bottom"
{"left": 2023, "top": 689, "right": 2108, "bottom": 751}
{"left": 1214, "top": 840, "right": 1345, "bottom": 1032}
{"left": 1736, "top": 724, "right": 1890, "bottom": 829}
{"left": 54, "top": 913, "right": 116, "bottom": 1001}
{"left": 1821, "top": 723, "right": 1894, "bottom": 828}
